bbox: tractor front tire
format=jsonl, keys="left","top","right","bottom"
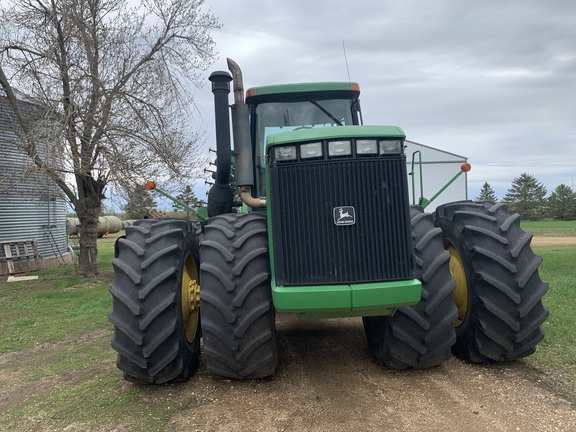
{"left": 200, "top": 213, "right": 278, "bottom": 380}
{"left": 109, "top": 219, "right": 201, "bottom": 384}
{"left": 434, "top": 201, "right": 549, "bottom": 362}
{"left": 363, "top": 206, "right": 457, "bottom": 369}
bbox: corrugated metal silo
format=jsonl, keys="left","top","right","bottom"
{"left": 0, "top": 93, "right": 71, "bottom": 275}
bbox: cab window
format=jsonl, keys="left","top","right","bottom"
{"left": 252, "top": 98, "right": 356, "bottom": 196}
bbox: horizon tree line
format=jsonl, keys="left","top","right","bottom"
{"left": 477, "top": 173, "right": 576, "bottom": 220}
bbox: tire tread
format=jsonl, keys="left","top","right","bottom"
{"left": 109, "top": 219, "right": 201, "bottom": 384}
{"left": 363, "top": 206, "right": 457, "bottom": 369}
{"left": 434, "top": 200, "right": 549, "bottom": 362}
{"left": 200, "top": 213, "right": 278, "bottom": 380}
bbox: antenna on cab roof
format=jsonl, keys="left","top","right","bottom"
{"left": 342, "top": 40, "right": 352, "bottom": 82}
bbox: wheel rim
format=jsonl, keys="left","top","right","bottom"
{"left": 446, "top": 243, "right": 468, "bottom": 327}
{"left": 181, "top": 253, "right": 200, "bottom": 343}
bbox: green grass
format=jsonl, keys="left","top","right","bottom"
{"left": 0, "top": 276, "right": 112, "bottom": 352}
{"left": 522, "top": 220, "right": 576, "bottom": 236}
{"left": 0, "top": 236, "right": 184, "bottom": 431}
{"left": 0, "top": 234, "right": 197, "bottom": 431}
{"left": 3, "top": 369, "right": 190, "bottom": 432}
{"left": 527, "top": 246, "right": 576, "bottom": 386}
{"left": 0, "top": 235, "right": 117, "bottom": 353}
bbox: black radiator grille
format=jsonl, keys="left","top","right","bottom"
{"left": 269, "top": 157, "right": 414, "bottom": 286}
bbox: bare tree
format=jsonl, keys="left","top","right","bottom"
{"left": 0, "top": 0, "right": 219, "bottom": 276}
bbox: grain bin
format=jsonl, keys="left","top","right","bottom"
{"left": 0, "top": 93, "right": 71, "bottom": 275}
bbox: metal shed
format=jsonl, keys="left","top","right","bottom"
{"left": 0, "top": 94, "right": 71, "bottom": 275}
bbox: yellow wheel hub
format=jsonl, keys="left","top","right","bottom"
{"left": 181, "top": 254, "right": 200, "bottom": 343}
{"left": 447, "top": 243, "right": 468, "bottom": 327}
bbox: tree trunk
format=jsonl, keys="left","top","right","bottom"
{"left": 75, "top": 175, "right": 105, "bottom": 277}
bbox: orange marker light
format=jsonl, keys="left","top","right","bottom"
{"left": 145, "top": 180, "right": 156, "bottom": 190}
{"left": 461, "top": 163, "right": 472, "bottom": 172}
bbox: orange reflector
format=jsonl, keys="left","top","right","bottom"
{"left": 351, "top": 83, "right": 360, "bottom": 92}
{"left": 246, "top": 88, "right": 256, "bottom": 98}
{"left": 145, "top": 180, "right": 156, "bottom": 190}
{"left": 461, "top": 163, "right": 471, "bottom": 172}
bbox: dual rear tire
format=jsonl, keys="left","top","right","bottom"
{"left": 363, "top": 202, "right": 549, "bottom": 369}
{"left": 109, "top": 214, "right": 278, "bottom": 383}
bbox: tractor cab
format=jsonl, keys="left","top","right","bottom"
{"left": 245, "top": 83, "right": 362, "bottom": 197}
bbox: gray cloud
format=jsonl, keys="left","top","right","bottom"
{"left": 194, "top": 0, "right": 576, "bottom": 199}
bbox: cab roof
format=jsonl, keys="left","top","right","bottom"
{"left": 246, "top": 82, "right": 360, "bottom": 103}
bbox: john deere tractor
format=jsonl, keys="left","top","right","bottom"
{"left": 109, "top": 59, "right": 549, "bottom": 384}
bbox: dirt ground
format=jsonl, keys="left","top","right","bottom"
{"left": 531, "top": 236, "right": 576, "bottom": 247}
{"left": 2, "top": 317, "right": 575, "bottom": 432}
{"left": 163, "top": 314, "right": 576, "bottom": 432}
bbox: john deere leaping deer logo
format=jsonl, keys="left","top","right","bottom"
{"left": 333, "top": 206, "right": 356, "bottom": 226}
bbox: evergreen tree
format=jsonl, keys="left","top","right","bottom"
{"left": 546, "top": 184, "right": 576, "bottom": 220}
{"left": 173, "top": 185, "right": 200, "bottom": 219}
{"left": 476, "top": 182, "right": 498, "bottom": 202}
{"left": 123, "top": 186, "right": 157, "bottom": 220}
{"left": 503, "top": 173, "right": 547, "bottom": 220}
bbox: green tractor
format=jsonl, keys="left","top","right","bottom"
{"left": 109, "top": 59, "right": 549, "bottom": 383}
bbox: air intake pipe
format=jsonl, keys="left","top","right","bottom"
{"left": 227, "top": 58, "right": 266, "bottom": 208}
{"left": 207, "top": 70, "right": 234, "bottom": 216}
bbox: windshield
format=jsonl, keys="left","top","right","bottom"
{"left": 252, "top": 98, "right": 356, "bottom": 195}
{"left": 254, "top": 99, "right": 354, "bottom": 153}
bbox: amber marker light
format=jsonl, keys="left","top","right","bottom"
{"left": 145, "top": 180, "right": 156, "bottom": 190}
{"left": 461, "top": 163, "right": 472, "bottom": 172}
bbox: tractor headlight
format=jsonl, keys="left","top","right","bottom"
{"left": 379, "top": 140, "right": 402, "bottom": 154}
{"left": 274, "top": 145, "right": 297, "bottom": 161}
{"left": 328, "top": 140, "right": 352, "bottom": 157}
{"left": 301, "top": 142, "right": 323, "bottom": 159}
{"left": 356, "top": 139, "right": 378, "bottom": 155}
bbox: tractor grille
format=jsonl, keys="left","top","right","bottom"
{"left": 269, "top": 157, "right": 414, "bottom": 286}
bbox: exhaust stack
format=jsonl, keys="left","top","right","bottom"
{"left": 227, "top": 58, "right": 266, "bottom": 208}
{"left": 207, "top": 70, "right": 234, "bottom": 216}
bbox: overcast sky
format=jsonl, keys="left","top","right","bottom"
{"left": 190, "top": 0, "right": 575, "bottom": 201}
